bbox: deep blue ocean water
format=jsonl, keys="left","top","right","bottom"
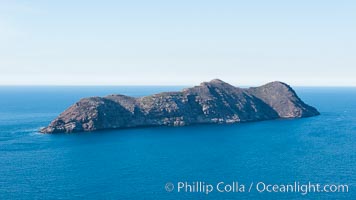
{"left": 0, "top": 86, "right": 355, "bottom": 200}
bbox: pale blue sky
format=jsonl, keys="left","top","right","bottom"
{"left": 0, "top": 0, "right": 355, "bottom": 86}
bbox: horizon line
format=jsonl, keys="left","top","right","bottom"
{"left": 1, "top": 84, "right": 356, "bottom": 87}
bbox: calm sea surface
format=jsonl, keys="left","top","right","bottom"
{"left": 0, "top": 86, "right": 355, "bottom": 200}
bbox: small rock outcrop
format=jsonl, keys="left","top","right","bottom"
{"left": 40, "top": 79, "right": 319, "bottom": 133}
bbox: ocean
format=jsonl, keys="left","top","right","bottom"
{"left": 0, "top": 86, "right": 355, "bottom": 200}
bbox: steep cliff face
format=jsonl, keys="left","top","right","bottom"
{"left": 247, "top": 81, "right": 319, "bottom": 118}
{"left": 40, "top": 79, "right": 319, "bottom": 133}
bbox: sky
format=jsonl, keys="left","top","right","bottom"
{"left": 0, "top": 0, "right": 355, "bottom": 86}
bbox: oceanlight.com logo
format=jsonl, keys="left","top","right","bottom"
{"left": 164, "top": 181, "right": 349, "bottom": 195}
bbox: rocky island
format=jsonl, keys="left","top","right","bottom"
{"left": 40, "top": 79, "right": 319, "bottom": 133}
